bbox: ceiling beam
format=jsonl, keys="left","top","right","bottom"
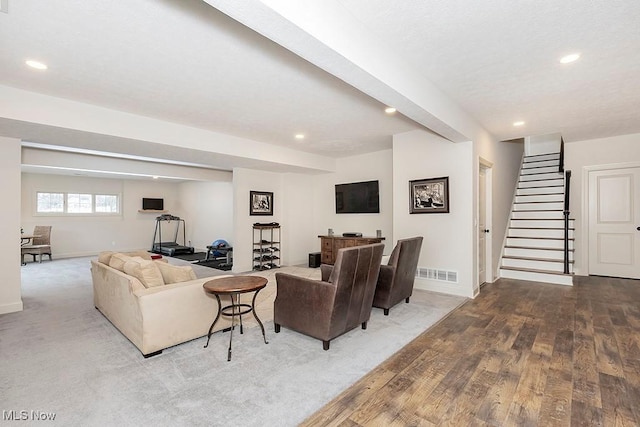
{"left": 204, "top": 0, "right": 482, "bottom": 143}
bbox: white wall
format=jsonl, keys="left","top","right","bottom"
{"left": 0, "top": 138, "right": 23, "bottom": 314}
{"left": 21, "top": 174, "right": 182, "bottom": 257}
{"left": 393, "top": 130, "right": 475, "bottom": 297}
{"left": 476, "top": 138, "right": 524, "bottom": 280}
{"left": 178, "top": 180, "right": 234, "bottom": 251}
{"left": 232, "top": 150, "right": 394, "bottom": 272}
{"left": 232, "top": 168, "right": 283, "bottom": 273}
{"left": 565, "top": 132, "right": 640, "bottom": 275}
{"left": 312, "top": 150, "right": 394, "bottom": 252}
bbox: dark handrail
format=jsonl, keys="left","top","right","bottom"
{"left": 563, "top": 170, "right": 571, "bottom": 274}
{"left": 559, "top": 136, "right": 565, "bottom": 173}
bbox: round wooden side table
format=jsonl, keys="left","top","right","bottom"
{"left": 203, "top": 276, "right": 268, "bottom": 361}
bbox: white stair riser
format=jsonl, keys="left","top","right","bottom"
{"left": 517, "top": 186, "right": 564, "bottom": 196}
{"left": 504, "top": 247, "right": 573, "bottom": 261}
{"left": 510, "top": 219, "right": 574, "bottom": 228}
{"left": 506, "top": 237, "right": 573, "bottom": 249}
{"left": 522, "top": 159, "right": 560, "bottom": 169}
{"left": 524, "top": 153, "right": 560, "bottom": 162}
{"left": 511, "top": 210, "right": 565, "bottom": 219}
{"left": 521, "top": 166, "right": 561, "bottom": 175}
{"left": 500, "top": 268, "right": 573, "bottom": 286}
{"left": 502, "top": 258, "right": 571, "bottom": 272}
{"left": 518, "top": 179, "right": 564, "bottom": 188}
{"left": 514, "top": 202, "right": 564, "bottom": 211}
{"left": 508, "top": 228, "right": 574, "bottom": 239}
{"left": 516, "top": 194, "right": 564, "bottom": 203}
{"left": 519, "top": 172, "right": 564, "bottom": 182}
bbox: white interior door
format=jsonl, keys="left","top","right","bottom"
{"left": 479, "top": 169, "right": 487, "bottom": 285}
{"left": 588, "top": 167, "right": 640, "bottom": 278}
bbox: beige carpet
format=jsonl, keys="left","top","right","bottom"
{"left": 2, "top": 256, "right": 466, "bottom": 426}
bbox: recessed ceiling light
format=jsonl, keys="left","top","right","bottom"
{"left": 513, "top": 121, "right": 525, "bottom": 127}
{"left": 25, "top": 60, "right": 48, "bottom": 70}
{"left": 385, "top": 107, "right": 397, "bottom": 114}
{"left": 294, "top": 134, "right": 305, "bottom": 140}
{"left": 152, "top": 176, "right": 159, "bottom": 179}
{"left": 560, "top": 53, "right": 580, "bottom": 64}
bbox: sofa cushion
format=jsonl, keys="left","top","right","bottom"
{"left": 123, "top": 259, "right": 165, "bottom": 288}
{"left": 155, "top": 262, "right": 197, "bottom": 284}
{"left": 98, "top": 251, "right": 115, "bottom": 265}
{"left": 109, "top": 253, "right": 133, "bottom": 272}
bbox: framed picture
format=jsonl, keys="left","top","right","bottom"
{"left": 409, "top": 177, "right": 449, "bottom": 214}
{"left": 250, "top": 191, "right": 273, "bottom": 216}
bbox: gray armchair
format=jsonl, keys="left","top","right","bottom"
{"left": 373, "top": 236, "right": 423, "bottom": 315}
{"left": 21, "top": 226, "right": 53, "bottom": 264}
{"left": 274, "top": 243, "right": 384, "bottom": 350}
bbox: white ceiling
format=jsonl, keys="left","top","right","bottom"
{"left": 1, "top": 0, "right": 639, "bottom": 174}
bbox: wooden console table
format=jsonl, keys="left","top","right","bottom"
{"left": 318, "top": 235, "right": 385, "bottom": 265}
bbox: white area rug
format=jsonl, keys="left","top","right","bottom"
{"left": 1, "top": 257, "right": 466, "bottom": 426}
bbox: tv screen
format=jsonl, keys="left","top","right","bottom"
{"left": 142, "top": 198, "right": 164, "bottom": 211}
{"left": 335, "top": 180, "right": 380, "bottom": 214}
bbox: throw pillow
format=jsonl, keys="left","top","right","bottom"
{"left": 98, "top": 251, "right": 115, "bottom": 265}
{"left": 108, "top": 253, "right": 133, "bottom": 272}
{"left": 155, "top": 262, "right": 197, "bottom": 284}
{"left": 123, "top": 259, "right": 165, "bottom": 288}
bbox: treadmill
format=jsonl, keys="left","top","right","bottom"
{"left": 151, "top": 214, "right": 195, "bottom": 256}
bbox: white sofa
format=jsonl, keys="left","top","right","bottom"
{"left": 91, "top": 251, "right": 235, "bottom": 357}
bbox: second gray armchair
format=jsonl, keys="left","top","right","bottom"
{"left": 373, "top": 236, "right": 423, "bottom": 315}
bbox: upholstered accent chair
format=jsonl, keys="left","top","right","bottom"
{"left": 274, "top": 243, "right": 384, "bottom": 350}
{"left": 373, "top": 236, "right": 423, "bottom": 315}
{"left": 21, "top": 225, "right": 53, "bottom": 264}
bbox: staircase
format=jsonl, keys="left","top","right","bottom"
{"left": 500, "top": 152, "right": 574, "bottom": 286}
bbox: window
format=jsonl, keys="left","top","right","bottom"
{"left": 95, "top": 195, "right": 119, "bottom": 213}
{"left": 67, "top": 193, "right": 93, "bottom": 213}
{"left": 37, "top": 192, "right": 64, "bottom": 213}
{"left": 36, "top": 192, "right": 120, "bottom": 215}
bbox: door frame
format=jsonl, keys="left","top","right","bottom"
{"left": 478, "top": 158, "right": 493, "bottom": 293}
{"left": 582, "top": 160, "right": 640, "bottom": 276}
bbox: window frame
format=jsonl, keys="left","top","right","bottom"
{"left": 35, "top": 191, "right": 122, "bottom": 216}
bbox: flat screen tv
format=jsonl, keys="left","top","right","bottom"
{"left": 335, "top": 180, "right": 380, "bottom": 214}
{"left": 142, "top": 198, "right": 164, "bottom": 211}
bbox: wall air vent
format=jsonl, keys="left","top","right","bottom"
{"left": 416, "top": 267, "right": 458, "bottom": 283}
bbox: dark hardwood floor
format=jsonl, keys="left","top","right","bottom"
{"left": 302, "top": 275, "right": 640, "bottom": 426}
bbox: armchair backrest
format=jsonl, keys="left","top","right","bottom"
{"left": 329, "top": 243, "right": 384, "bottom": 333}
{"left": 32, "top": 226, "right": 52, "bottom": 246}
{"left": 388, "top": 236, "right": 423, "bottom": 298}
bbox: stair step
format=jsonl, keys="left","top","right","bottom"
{"left": 504, "top": 246, "right": 574, "bottom": 260}
{"left": 503, "top": 255, "right": 574, "bottom": 263}
{"left": 508, "top": 228, "right": 574, "bottom": 239}
{"left": 502, "top": 257, "right": 572, "bottom": 273}
{"left": 506, "top": 236, "right": 574, "bottom": 249}
{"left": 512, "top": 210, "right": 566, "bottom": 219}
{"left": 521, "top": 165, "right": 561, "bottom": 175}
{"left": 514, "top": 202, "right": 564, "bottom": 211}
{"left": 517, "top": 186, "right": 564, "bottom": 196}
{"left": 510, "top": 219, "right": 574, "bottom": 228}
{"left": 518, "top": 179, "right": 564, "bottom": 188}
{"left": 524, "top": 153, "right": 560, "bottom": 162}
{"left": 516, "top": 193, "right": 564, "bottom": 203}
{"left": 522, "top": 159, "right": 560, "bottom": 169}
{"left": 520, "top": 172, "right": 564, "bottom": 182}
{"left": 500, "top": 267, "right": 573, "bottom": 286}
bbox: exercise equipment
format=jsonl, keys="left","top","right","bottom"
{"left": 205, "top": 239, "right": 233, "bottom": 264}
{"left": 151, "top": 214, "right": 194, "bottom": 256}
